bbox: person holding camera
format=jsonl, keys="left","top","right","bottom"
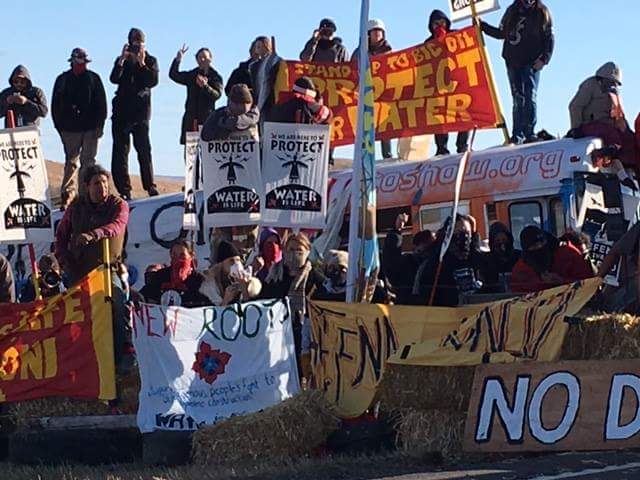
{"left": 52, "top": 48, "right": 108, "bottom": 209}
{"left": 300, "top": 18, "right": 348, "bottom": 63}
{"left": 109, "top": 27, "right": 159, "bottom": 200}
{"left": 0, "top": 65, "right": 48, "bottom": 128}
{"left": 19, "top": 254, "right": 64, "bottom": 302}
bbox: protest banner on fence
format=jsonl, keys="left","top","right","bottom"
{"left": 464, "top": 359, "right": 640, "bottom": 452}
{"left": 0, "top": 266, "right": 115, "bottom": 402}
{"left": 132, "top": 299, "right": 299, "bottom": 433}
{"left": 274, "top": 26, "right": 501, "bottom": 147}
{"left": 261, "top": 122, "right": 330, "bottom": 229}
{"left": 309, "top": 278, "right": 600, "bottom": 417}
{"left": 201, "top": 134, "right": 262, "bottom": 228}
{"left": 449, "top": 0, "right": 500, "bottom": 23}
{"left": 0, "top": 126, "right": 53, "bottom": 243}
{"left": 183, "top": 131, "right": 201, "bottom": 231}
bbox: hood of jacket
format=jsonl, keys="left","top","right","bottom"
{"left": 595, "top": 62, "right": 622, "bottom": 85}
{"left": 428, "top": 9, "right": 451, "bottom": 33}
{"left": 489, "top": 222, "right": 514, "bottom": 252}
{"left": 9, "top": 65, "right": 32, "bottom": 89}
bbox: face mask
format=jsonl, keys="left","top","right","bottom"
{"left": 170, "top": 258, "right": 193, "bottom": 285}
{"left": 72, "top": 63, "right": 87, "bottom": 75}
{"left": 434, "top": 25, "right": 448, "bottom": 42}
{"left": 285, "top": 251, "right": 308, "bottom": 269}
{"left": 263, "top": 242, "right": 281, "bottom": 263}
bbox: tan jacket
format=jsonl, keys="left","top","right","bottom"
{"left": 569, "top": 76, "right": 615, "bottom": 129}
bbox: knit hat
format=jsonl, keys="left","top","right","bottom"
{"left": 228, "top": 83, "right": 253, "bottom": 104}
{"left": 326, "top": 250, "right": 348, "bottom": 269}
{"left": 216, "top": 240, "right": 241, "bottom": 263}
{"left": 293, "top": 76, "right": 316, "bottom": 98}
{"left": 520, "top": 226, "right": 546, "bottom": 252}
{"left": 259, "top": 227, "right": 281, "bottom": 251}
{"left": 128, "top": 27, "right": 146, "bottom": 44}
{"left": 68, "top": 47, "right": 91, "bottom": 64}
{"left": 319, "top": 18, "right": 337, "bottom": 32}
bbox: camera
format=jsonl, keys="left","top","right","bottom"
{"left": 42, "top": 270, "right": 62, "bottom": 289}
{"left": 128, "top": 43, "right": 141, "bottom": 54}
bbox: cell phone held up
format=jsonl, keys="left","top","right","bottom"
{"left": 127, "top": 43, "right": 141, "bottom": 55}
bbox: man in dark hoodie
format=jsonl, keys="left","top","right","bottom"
{"left": 426, "top": 10, "right": 470, "bottom": 156}
{"left": 201, "top": 84, "right": 259, "bottom": 141}
{"left": 110, "top": 27, "right": 160, "bottom": 199}
{"left": 478, "top": 222, "right": 521, "bottom": 293}
{"left": 270, "top": 76, "right": 332, "bottom": 125}
{"left": 52, "top": 48, "right": 107, "bottom": 208}
{"left": 482, "top": 0, "right": 554, "bottom": 145}
{"left": 300, "top": 18, "right": 349, "bottom": 63}
{"left": 0, "top": 65, "right": 48, "bottom": 128}
{"left": 170, "top": 45, "right": 224, "bottom": 145}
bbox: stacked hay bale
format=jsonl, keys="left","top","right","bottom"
{"left": 561, "top": 314, "right": 640, "bottom": 361}
{"left": 192, "top": 389, "right": 340, "bottom": 466}
{"left": 377, "top": 365, "right": 475, "bottom": 459}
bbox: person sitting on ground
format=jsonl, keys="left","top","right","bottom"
{"left": 140, "top": 239, "right": 210, "bottom": 308}
{"left": 478, "top": 222, "right": 521, "bottom": 293}
{"left": 201, "top": 83, "right": 259, "bottom": 141}
{"left": 412, "top": 214, "right": 483, "bottom": 306}
{"left": 381, "top": 213, "right": 435, "bottom": 305}
{"left": 560, "top": 230, "right": 597, "bottom": 275}
{"left": 20, "top": 254, "right": 64, "bottom": 302}
{"left": 200, "top": 240, "right": 261, "bottom": 306}
{"left": 0, "top": 254, "right": 16, "bottom": 303}
{"left": 269, "top": 76, "right": 332, "bottom": 125}
{"left": 252, "top": 228, "right": 282, "bottom": 282}
{"left": 511, "top": 226, "right": 594, "bottom": 293}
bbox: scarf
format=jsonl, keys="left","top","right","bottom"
{"left": 266, "top": 260, "right": 312, "bottom": 322}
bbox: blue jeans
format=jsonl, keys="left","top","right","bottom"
{"left": 507, "top": 65, "right": 540, "bottom": 144}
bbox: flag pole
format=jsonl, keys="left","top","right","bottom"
{"left": 470, "top": 0, "right": 510, "bottom": 145}
{"left": 102, "top": 238, "right": 112, "bottom": 301}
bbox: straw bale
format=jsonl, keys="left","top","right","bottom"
{"left": 561, "top": 314, "right": 640, "bottom": 361}
{"left": 394, "top": 409, "right": 466, "bottom": 459}
{"left": 192, "top": 389, "right": 340, "bottom": 465}
{"left": 377, "top": 365, "right": 476, "bottom": 413}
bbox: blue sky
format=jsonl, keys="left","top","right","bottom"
{"left": 2, "top": 0, "right": 637, "bottom": 177}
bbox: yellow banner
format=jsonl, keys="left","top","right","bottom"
{"left": 309, "top": 278, "right": 601, "bottom": 418}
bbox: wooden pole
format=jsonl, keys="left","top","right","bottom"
{"left": 7, "top": 109, "right": 42, "bottom": 301}
{"left": 102, "top": 238, "right": 112, "bottom": 300}
{"left": 470, "top": 0, "right": 510, "bottom": 144}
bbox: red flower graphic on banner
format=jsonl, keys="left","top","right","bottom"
{"left": 192, "top": 342, "right": 231, "bottom": 385}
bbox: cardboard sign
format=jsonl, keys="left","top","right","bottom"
{"left": 464, "top": 359, "right": 640, "bottom": 452}
{"left": 449, "top": 0, "right": 500, "bottom": 23}
{"left": 0, "top": 126, "right": 53, "bottom": 243}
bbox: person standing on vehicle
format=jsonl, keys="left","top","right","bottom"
{"left": 0, "top": 65, "right": 48, "bottom": 127}
{"left": 300, "top": 18, "right": 349, "bottom": 63}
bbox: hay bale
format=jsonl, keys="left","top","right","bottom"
{"left": 394, "top": 409, "right": 465, "bottom": 459}
{"left": 192, "top": 390, "right": 340, "bottom": 465}
{"left": 377, "top": 365, "right": 476, "bottom": 412}
{"left": 561, "top": 314, "right": 640, "bottom": 361}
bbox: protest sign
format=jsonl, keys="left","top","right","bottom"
{"left": 133, "top": 299, "right": 299, "bottom": 433}
{"left": 449, "top": 0, "right": 500, "bottom": 23}
{"left": 183, "top": 131, "right": 201, "bottom": 231}
{"left": 0, "top": 126, "right": 53, "bottom": 243}
{"left": 261, "top": 122, "right": 330, "bottom": 229}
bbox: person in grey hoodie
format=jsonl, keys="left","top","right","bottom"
{"left": 0, "top": 65, "right": 48, "bottom": 128}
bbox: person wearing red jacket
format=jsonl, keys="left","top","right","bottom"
{"left": 511, "top": 226, "right": 593, "bottom": 293}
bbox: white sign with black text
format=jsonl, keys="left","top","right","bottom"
{"left": 183, "top": 131, "right": 201, "bottom": 231}
{"left": 449, "top": 0, "right": 500, "bottom": 23}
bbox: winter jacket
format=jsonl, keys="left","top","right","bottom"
{"left": 569, "top": 76, "right": 619, "bottom": 129}
{"left": 478, "top": 222, "right": 521, "bottom": 293}
{"left": 169, "top": 59, "right": 223, "bottom": 144}
{"left": 352, "top": 39, "right": 392, "bottom": 63}
{"left": 300, "top": 37, "right": 349, "bottom": 63}
{"left": 226, "top": 59, "right": 254, "bottom": 96}
{"left": 0, "top": 254, "right": 15, "bottom": 303}
{"left": 482, "top": 0, "right": 554, "bottom": 68}
{"left": 269, "top": 94, "right": 332, "bottom": 125}
{"left": 250, "top": 54, "right": 283, "bottom": 121}
{"left": 52, "top": 69, "right": 107, "bottom": 133}
{"left": 0, "top": 65, "right": 48, "bottom": 127}
{"left": 381, "top": 230, "right": 427, "bottom": 305}
{"left": 201, "top": 105, "right": 260, "bottom": 141}
{"left": 511, "top": 243, "right": 593, "bottom": 293}
{"left": 55, "top": 194, "right": 129, "bottom": 284}
{"left": 139, "top": 266, "right": 211, "bottom": 308}
{"left": 199, "top": 263, "right": 262, "bottom": 306}
{"left": 109, "top": 54, "right": 159, "bottom": 124}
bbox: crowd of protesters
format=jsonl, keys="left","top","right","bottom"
{"left": 1, "top": 0, "right": 640, "bottom": 381}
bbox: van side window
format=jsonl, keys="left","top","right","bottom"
{"left": 420, "top": 202, "right": 470, "bottom": 233}
{"left": 550, "top": 198, "right": 566, "bottom": 238}
{"left": 509, "top": 202, "right": 543, "bottom": 249}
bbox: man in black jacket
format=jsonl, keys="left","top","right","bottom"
{"left": 482, "top": 0, "right": 554, "bottom": 144}
{"left": 170, "top": 45, "right": 223, "bottom": 145}
{"left": 52, "top": 48, "right": 107, "bottom": 208}
{"left": 201, "top": 84, "right": 259, "bottom": 141}
{"left": 110, "top": 27, "right": 159, "bottom": 199}
{"left": 300, "top": 18, "right": 349, "bottom": 63}
{"left": 0, "top": 65, "right": 48, "bottom": 128}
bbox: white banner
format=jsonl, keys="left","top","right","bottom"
{"left": 261, "top": 122, "right": 330, "bottom": 229}
{"left": 183, "top": 131, "right": 201, "bottom": 231}
{"left": 201, "top": 135, "right": 261, "bottom": 228}
{"left": 449, "top": 0, "right": 500, "bottom": 23}
{"left": 133, "top": 299, "right": 299, "bottom": 433}
{"left": 0, "top": 126, "right": 53, "bottom": 244}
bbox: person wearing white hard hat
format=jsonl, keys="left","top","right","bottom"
{"left": 353, "top": 19, "right": 393, "bottom": 159}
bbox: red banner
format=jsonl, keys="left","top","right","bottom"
{"left": 275, "top": 26, "right": 501, "bottom": 147}
{"left": 0, "top": 267, "right": 115, "bottom": 402}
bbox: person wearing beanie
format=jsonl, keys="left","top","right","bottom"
{"left": 52, "top": 48, "right": 107, "bottom": 208}
{"left": 300, "top": 18, "right": 349, "bottom": 63}
{"left": 201, "top": 83, "right": 259, "bottom": 141}
{"left": 200, "top": 240, "right": 262, "bottom": 306}
{"left": 109, "top": 27, "right": 160, "bottom": 200}
{"left": 269, "top": 76, "right": 332, "bottom": 125}
{"left": 478, "top": 222, "right": 521, "bottom": 293}
{"left": 170, "top": 45, "right": 224, "bottom": 145}
{"left": 424, "top": 10, "right": 470, "bottom": 156}
{"left": 511, "top": 225, "right": 593, "bottom": 293}
{"left": 253, "top": 228, "right": 282, "bottom": 281}
{"left": 0, "top": 65, "right": 48, "bottom": 128}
